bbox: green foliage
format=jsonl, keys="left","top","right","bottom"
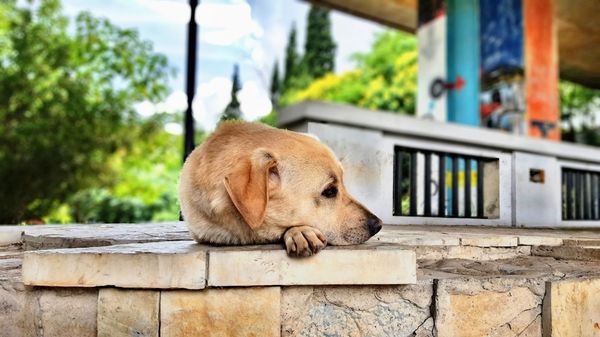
{"left": 0, "top": 0, "right": 172, "bottom": 223}
{"left": 221, "top": 64, "right": 242, "bottom": 122}
{"left": 303, "top": 6, "right": 336, "bottom": 78}
{"left": 559, "top": 80, "right": 600, "bottom": 146}
{"left": 284, "top": 31, "right": 417, "bottom": 115}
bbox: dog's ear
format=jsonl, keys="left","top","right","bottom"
{"left": 223, "top": 149, "right": 278, "bottom": 230}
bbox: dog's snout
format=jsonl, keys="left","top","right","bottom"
{"left": 366, "top": 216, "right": 382, "bottom": 236}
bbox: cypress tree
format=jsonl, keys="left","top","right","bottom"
{"left": 270, "top": 60, "right": 281, "bottom": 101}
{"left": 304, "top": 5, "right": 336, "bottom": 78}
{"left": 221, "top": 64, "right": 242, "bottom": 121}
{"left": 283, "top": 25, "right": 299, "bottom": 91}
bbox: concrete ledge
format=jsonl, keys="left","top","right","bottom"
{"left": 22, "top": 241, "right": 208, "bottom": 289}
{"left": 22, "top": 241, "right": 417, "bottom": 289}
{"left": 208, "top": 246, "right": 417, "bottom": 286}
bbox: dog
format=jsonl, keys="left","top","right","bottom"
{"left": 178, "top": 121, "right": 382, "bottom": 257}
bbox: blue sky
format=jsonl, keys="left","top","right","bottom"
{"left": 60, "top": 0, "right": 386, "bottom": 131}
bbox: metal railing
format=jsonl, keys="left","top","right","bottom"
{"left": 562, "top": 168, "right": 600, "bottom": 221}
{"left": 393, "top": 146, "right": 492, "bottom": 218}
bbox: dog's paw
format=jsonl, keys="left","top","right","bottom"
{"left": 283, "top": 226, "right": 327, "bottom": 258}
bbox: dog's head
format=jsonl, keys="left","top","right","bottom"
{"left": 223, "top": 132, "right": 382, "bottom": 245}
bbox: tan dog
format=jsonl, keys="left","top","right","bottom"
{"left": 178, "top": 121, "right": 382, "bottom": 257}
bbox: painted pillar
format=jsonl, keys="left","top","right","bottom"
{"left": 446, "top": 0, "right": 480, "bottom": 126}
{"left": 524, "top": 0, "right": 560, "bottom": 140}
{"left": 417, "top": 0, "right": 447, "bottom": 122}
{"left": 479, "top": 0, "right": 526, "bottom": 135}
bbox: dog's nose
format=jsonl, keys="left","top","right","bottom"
{"left": 366, "top": 216, "right": 382, "bottom": 236}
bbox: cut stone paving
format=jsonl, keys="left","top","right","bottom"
{"left": 2, "top": 222, "right": 600, "bottom": 337}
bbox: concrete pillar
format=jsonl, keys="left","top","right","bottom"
{"left": 447, "top": 0, "right": 480, "bottom": 126}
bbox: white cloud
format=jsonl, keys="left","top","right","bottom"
{"left": 238, "top": 81, "right": 272, "bottom": 120}
{"left": 192, "top": 77, "right": 233, "bottom": 131}
{"left": 134, "top": 91, "right": 188, "bottom": 118}
{"left": 164, "top": 122, "right": 184, "bottom": 135}
{"left": 134, "top": 101, "right": 156, "bottom": 118}
{"left": 197, "top": 1, "right": 263, "bottom": 46}
{"left": 156, "top": 90, "right": 188, "bottom": 114}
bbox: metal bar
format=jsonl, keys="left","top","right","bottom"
{"left": 577, "top": 172, "right": 583, "bottom": 220}
{"left": 410, "top": 151, "right": 418, "bottom": 216}
{"left": 452, "top": 156, "right": 459, "bottom": 217}
{"left": 393, "top": 149, "right": 403, "bottom": 216}
{"left": 584, "top": 173, "right": 591, "bottom": 220}
{"left": 183, "top": 0, "right": 199, "bottom": 162}
{"left": 566, "top": 170, "right": 574, "bottom": 220}
{"left": 590, "top": 173, "right": 599, "bottom": 220}
{"left": 464, "top": 158, "right": 472, "bottom": 217}
{"left": 596, "top": 172, "right": 600, "bottom": 220}
{"left": 424, "top": 152, "right": 432, "bottom": 216}
{"left": 477, "top": 160, "right": 484, "bottom": 218}
{"left": 438, "top": 154, "right": 446, "bottom": 217}
{"left": 562, "top": 170, "right": 568, "bottom": 220}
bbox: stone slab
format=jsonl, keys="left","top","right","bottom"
{"left": 98, "top": 288, "right": 159, "bottom": 337}
{"left": 518, "top": 235, "right": 563, "bottom": 246}
{"left": 543, "top": 278, "right": 600, "bottom": 337}
{"left": 160, "top": 287, "right": 280, "bottom": 337}
{"left": 460, "top": 235, "right": 518, "bottom": 247}
{"left": 23, "top": 288, "right": 98, "bottom": 337}
{"left": 208, "top": 246, "right": 417, "bottom": 286}
{"left": 435, "top": 278, "right": 544, "bottom": 337}
{"left": 533, "top": 245, "right": 600, "bottom": 262}
{"left": 21, "top": 222, "right": 190, "bottom": 250}
{"left": 281, "top": 283, "right": 433, "bottom": 337}
{"left": 22, "top": 241, "right": 207, "bottom": 289}
{"left": 0, "top": 227, "right": 23, "bottom": 245}
{"left": 374, "top": 230, "right": 460, "bottom": 246}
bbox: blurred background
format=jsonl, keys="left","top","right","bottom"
{"left": 1, "top": 0, "right": 598, "bottom": 225}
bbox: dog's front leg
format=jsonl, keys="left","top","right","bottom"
{"left": 283, "top": 226, "right": 327, "bottom": 257}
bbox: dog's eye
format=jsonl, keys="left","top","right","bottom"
{"left": 321, "top": 186, "right": 338, "bottom": 198}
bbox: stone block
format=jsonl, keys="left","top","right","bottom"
{"left": 0, "top": 280, "right": 25, "bottom": 337}
{"left": 21, "top": 222, "right": 190, "bottom": 250}
{"left": 435, "top": 278, "right": 544, "bottom": 337}
{"left": 23, "top": 288, "right": 98, "bottom": 337}
{"left": 460, "top": 236, "right": 518, "bottom": 247}
{"left": 533, "top": 245, "right": 600, "bottom": 261}
{"left": 97, "top": 288, "right": 159, "bottom": 337}
{"left": 281, "top": 283, "right": 433, "bottom": 337}
{"left": 23, "top": 241, "right": 207, "bottom": 289}
{"left": 160, "top": 287, "right": 280, "bottom": 337}
{"left": 208, "top": 246, "right": 416, "bottom": 286}
{"left": 415, "top": 245, "right": 531, "bottom": 262}
{"left": 0, "top": 227, "right": 23, "bottom": 246}
{"left": 543, "top": 278, "right": 600, "bottom": 337}
{"left": 518, "top": 236, "right": 563, "bottom": 246}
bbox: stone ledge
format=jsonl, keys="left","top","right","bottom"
{"left": 22, "top": 241, "right": 208, "bottom": 289}
{"left": 22, "top": 241, "right": 417, "bottom": 289}
{"left": 208, "top": 246, "right": 416, "bottom": 286}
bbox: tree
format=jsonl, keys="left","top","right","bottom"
{"left": 559, "top": 80, "right": 600, "bottom": 145}
{"left": 283, "top": 25, "right": 300, "bottom": 91}
{"left": 0, "top": 0, "right": 172, "bottom": 223}
{"left": 303, "top": 5, "right": 336, "bottom": 79}
{"left": 221, "top": 64, "right": 242, "bottom": 121}
{"left": 283, "top": 31, "right": 417, "bottom": 115}
{"left": 270, "top": 60, "right": 281, "bottom": 104}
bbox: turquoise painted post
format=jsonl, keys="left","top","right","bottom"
{"left": 446, "top": 0, "right": 480, "bottom": 126}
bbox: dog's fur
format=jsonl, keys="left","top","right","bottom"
{"left": 179, "top": 121, "right": 382, "bottom": 257}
